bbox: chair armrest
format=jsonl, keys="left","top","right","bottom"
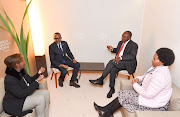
{"left": 135, "top": 111, "right": 180, "bottom": 117}
{"left": 39, "top": 79, "right": 48, "bottom": 90}
{"left": 120, "top": 79, "right": 133, "bottom": 90}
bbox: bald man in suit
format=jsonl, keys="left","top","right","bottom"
{"left": 49, "top": 32, "right": 80, "bottom": 88}
{"left": 89, "top": 31, "right": 138, "bottom": 98}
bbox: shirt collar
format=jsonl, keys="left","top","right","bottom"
{"left": 57, "top": 42, "right": 62, "bottom": 46}
{"left": 123, "top": 39, "right": 130, "bottom": 44}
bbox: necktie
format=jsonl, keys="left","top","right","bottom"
{"left": 58, "top": 44, "right": 64, "bottom": 56}
{"left": 57, "top": 44, "right": 61, "bottom": 49}
{"left": 116, "top": 43, "right": 125, "bottom": 58}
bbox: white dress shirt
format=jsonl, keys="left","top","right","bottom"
{"left": 57, "top": 42, "right": 64, "bottom": 56}
{"left": 116, "top": 40, "right": 130, "bottom": 59}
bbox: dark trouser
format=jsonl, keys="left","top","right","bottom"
{"left": 57, "top": 59, "right": 80, "bottom": 82}
{"left": 100, "top": 60, "right": 126, "bottom": 87}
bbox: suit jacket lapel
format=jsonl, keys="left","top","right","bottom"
{"left": 55, "top": 43, "right": 63, "bottom": 55}
{"left": 116, "top": 41, "right": 122, "bottom": 55}
{"left": 124, "top": 40, "right": 132, "bottom": 52}
{"left": 61, "top": 42, "right": 66, "bottom": 55}
{"left": 61, "top": 42, "right": 65, "bottom": 52}
{"left": 116, "top": 40, "right": 132, "bottom": 55}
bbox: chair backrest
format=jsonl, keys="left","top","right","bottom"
{"left": 0, "top": 78, "right": 5, "bottom": 113}
{"left": 168, "top": 83, "right": 180, "bottom": 111}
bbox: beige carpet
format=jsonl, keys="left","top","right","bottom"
{"left": 47, "top": 71, "right": 129, "bottom": 117}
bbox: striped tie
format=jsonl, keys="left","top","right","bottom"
{"left": 116, "top": 43, "right": 125, "bottom": 58}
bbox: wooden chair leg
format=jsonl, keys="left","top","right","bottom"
{"left": 55, "top": 73, "right": 57, "bottom": 88}
{"left": 67, "top": 71, "right": 69, "bottom": 76}
{"left": 51, "top": 71, "right": 54, "bottom": 80}
{"left": 128, "top": 76, "right": 130, "bottom": 80}
{"left": 116, "top": 73, "right": 118, "bottom": 78}
{"left": 132, "top": 74, "right": 135, "bottom": 79}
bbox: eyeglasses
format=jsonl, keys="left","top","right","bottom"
{"left": 54, "top": 38, "right": 61, "bottom": 40}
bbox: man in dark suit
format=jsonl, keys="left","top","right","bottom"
{"left": 89, "top": 31, "right": 138, "bottom": 98}
{"left": 49, "top": 32, "right": 80, "bottom": 88}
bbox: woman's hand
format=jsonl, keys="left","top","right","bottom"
{"left": 131, "top": 78, "right": 139, "bottom": 84}
{"left": 38, "top": 67, "right": 45, "bottom": 75}
{"left": 36, "top": 74, "right": 44, "bottom": 82}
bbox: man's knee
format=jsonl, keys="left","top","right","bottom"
{"left": 109, "top": 59, "right": 113, "bottom": 63}
{"left": 61, "top": 70, "right": 68, "bottom": 75}
{"left": 111, "top": 68, "right": 119, "bottom": 73}
{"left": 73, "top": 62, "right": 80, "bottom": 69}
{"left": 107, "top": 60, "right": 114, "bottom": 67}
{"left": 74, "top": 62, "right": 80, "bottom": 68}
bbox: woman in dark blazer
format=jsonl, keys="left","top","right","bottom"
{"left": 3, "top": 53, "right": 49, "bottom": 117}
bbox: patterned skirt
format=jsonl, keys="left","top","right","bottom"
{"left": 118, "top": 89, "right": 169, "bottom": 113}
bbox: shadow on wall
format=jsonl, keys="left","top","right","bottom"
{"left": 136, "top": 33, "right": 156, "bottom": 75}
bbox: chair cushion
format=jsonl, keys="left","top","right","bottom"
{"left": 0, "top": 111, "right": 11, "bottom": 117}
{"left": 135, "top": 111, "right": 180, "bottom": 117}
{"left": 121, "top": 107, "right": 136, "bottom": 117}
{"left": 52, "top": 67, "right": 73, "bottom": 73}
{"left": 52, "top": 68, "right": 60, "bottom": 73}
{"left": 168, "top": 83, "right": 180, "bottom": 111}
{"left": 0, "top": 78, "right": 5, "bottom": 114}
{"left": 119, "top": 70, "right": 131, "bottom": 76}
{"left": 120, "top": 79, "right": 133, "bottom": 90}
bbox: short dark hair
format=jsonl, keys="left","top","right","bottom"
{"left": 125, "top": 31, "right": 132, "bottom": 37}
{"left": 54, "top": 32, "right": 61, "bottom": 39}
{"left": 4, "top": 53, "right": 24, "bottom": 68}
{"left": 156, "top": 48, "right": 175, "bottom": 66}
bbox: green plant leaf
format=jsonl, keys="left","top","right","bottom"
{"left": 23, "top": 0, "right": 32, "bottom": 21}
{"left": 20, "top": 24, "right": 26, "bottom": 56}
{"left": 26, "top": 31, "right": 30, "bottom": 53}
{"left": 21, "top": 0, "right": 32, "bottom": 58}
{"left": 0, "top": 25, "right": 8, "bottom": 31}
{"left": 0, "top": 13, "right": 19, "bottom": 44}
{"left": 15, "top": 33, "right": 20, "bottom": 43}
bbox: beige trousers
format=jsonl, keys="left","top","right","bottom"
{"left": 22, "top": 90, "right": 50, "bottom": 117}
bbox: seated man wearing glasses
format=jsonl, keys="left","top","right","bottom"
{"left": 49, "top": 32, "right": 80, "bottom": 88}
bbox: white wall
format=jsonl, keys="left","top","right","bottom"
{"left": 28, "top": 0, "right": 146, "bottom": 73}
{"left": 137, "top": 0, "right": 180, "bottom": 87}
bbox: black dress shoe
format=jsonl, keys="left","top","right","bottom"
{"left": 94, "top": 102, "right": 114, "bottom": 117}
{"left": 58, "top": 79, "right": 63, "bottom": 87}
{"left": 107, "top": 88, "right": 115, "bottom": 98}
{"left": 89, "top": 79, "right": 103, "bottom": 85}
{"left": 70, "top": 81, "right": 80, "bottom": 88}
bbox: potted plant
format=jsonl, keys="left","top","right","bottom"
{"left": 0, "top": 0, "right": 32, "bottom": 74}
